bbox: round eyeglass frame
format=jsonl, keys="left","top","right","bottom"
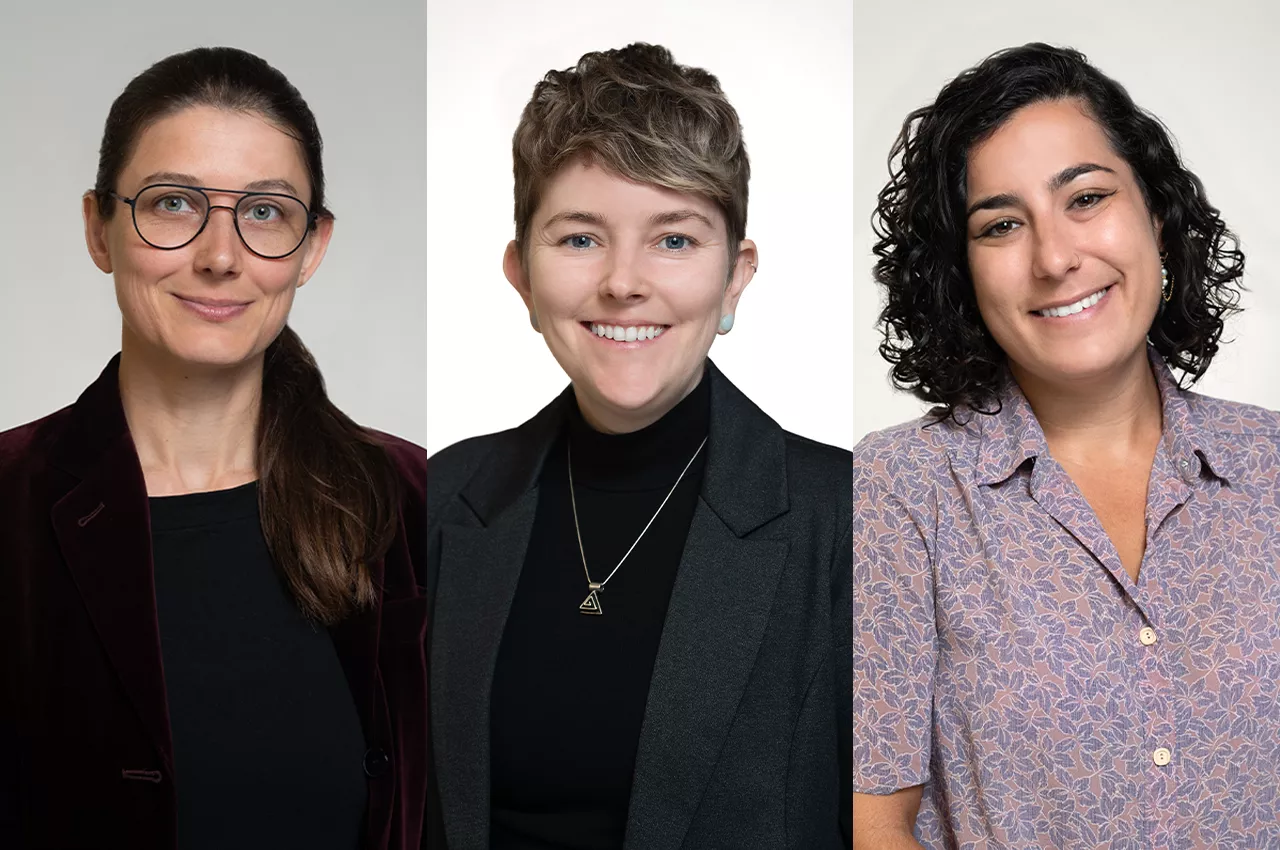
{"left": 107, "top": 183, "right": 320, "bottom": 260}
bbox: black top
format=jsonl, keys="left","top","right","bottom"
{"left": 490, "top": 371, "right": 711, "bottom": 849}
{"left": 150, "top": 482, "right": 368, "bottom": 850}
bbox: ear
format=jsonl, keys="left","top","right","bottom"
{"left": 720, "top": 238, "right": 758, "bottom": 318}
{"left": 296, "top": 215, "right": 335, "bottom": 289}
{"left": 83, "top": 192, "right": 114, "bottom": 274}
{"left": 503, "top": 240, "right": 535, "bottom": 312}
{"left": 1152, "top": 214, "right": 1164, "bottom": 251}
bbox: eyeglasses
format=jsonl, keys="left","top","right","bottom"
{"left": 108, "top": 183, "right": 319, "bottom": 260}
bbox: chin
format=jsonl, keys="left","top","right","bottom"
{"left": 592, "top": 379, "right": 666, "bottom": 415}
{"left": 1027, "top": 338, "right": 1146, "bottom": 385}
{"left": 164, "top": 337, "right": 264, "bottom": 370}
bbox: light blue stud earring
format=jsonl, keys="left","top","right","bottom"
{"left": 530, "top": 311, "right": 541, "bottom": 332}
{"left": 718, "top": 314, "right": 735, "bottom": 334}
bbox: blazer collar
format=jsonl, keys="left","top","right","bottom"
{"left": 46, "top": 355, "right": 174, "bottom": 770}
{"left": 458, "top": 359, "right": 789, "bottom": 532}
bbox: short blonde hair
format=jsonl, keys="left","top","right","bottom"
{"left": 512, "top": 43, "right": 750, "bottom": 258}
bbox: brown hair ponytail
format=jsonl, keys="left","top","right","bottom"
{"left": 259, "top": 327, "right": 397, "bottom": 623}
{"left": 97, "top": 47, "right": 397, "bottom": 624}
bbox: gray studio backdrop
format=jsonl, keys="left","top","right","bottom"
{"left": 0, "top": 1, "right": 426, "bottom": 446}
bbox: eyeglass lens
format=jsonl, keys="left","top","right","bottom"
{"left": 132, "top": 185, "right": 310, "bottom": 258}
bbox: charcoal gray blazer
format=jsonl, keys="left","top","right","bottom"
{"left": 425, "top": 361, "right": 851, "bottom": 849}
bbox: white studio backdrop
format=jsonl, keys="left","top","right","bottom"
{"left": 0, "top": 1, "right": 427, "bottom": 446}
{"left": 853, "top": 0, "right": 1280, "bottom": 442}
{"left": 425, "top": 0, "right": 855, "bottom": 455}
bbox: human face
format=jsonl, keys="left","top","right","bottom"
{"left": 84, "top": 105, "right": 332, "bottom": 371}
{"left": 505, "top": 159, "right": 755, "bottom": 433}
{"left": 965, "top": 98, "right": 1162, "bottom": 391}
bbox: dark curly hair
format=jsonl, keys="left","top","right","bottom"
{"left": 872, "top": 42, "right": 1245, "bottom": 421}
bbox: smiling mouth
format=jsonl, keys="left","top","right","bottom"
{"left": 1033, "top": 285, "right": 1112, "bottom": 318}
{"left": 174, "top": 294, "right": 252, "bottom": 322}
{"left": 581, "top": 322, "right": 669, "bottom": 342}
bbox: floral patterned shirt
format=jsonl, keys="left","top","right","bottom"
{"left": 852, "top": 350, "right": 1280, "bottom": 849}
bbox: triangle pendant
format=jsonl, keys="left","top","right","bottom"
{"left": 579, "top": 589, "right": 602, "bottom": 616}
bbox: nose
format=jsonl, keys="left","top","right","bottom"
{"left": 1030, "top": 216, "right": 1080, "bottom": 281}
{"left": 192, "top": 205, "right": 242, "bottom": 278}
{"left": 597, "top": 247, "right": 648, "bottom": 302}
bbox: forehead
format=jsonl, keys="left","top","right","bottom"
{"left": 120, "top": 105, "right": 311, "bottom": 200}
{"left": 967, "top": 98, "right": 1125, "bottom": 192}
{"left": 535, "top": 158, "right": 724, "bottom": 227}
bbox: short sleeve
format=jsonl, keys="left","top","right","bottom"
{"left": 851, "top": 452, "right": 937, "bottom": 794}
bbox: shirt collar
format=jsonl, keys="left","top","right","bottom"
{"left": 973, "top": 345, "right": 1232, "bottom": 487}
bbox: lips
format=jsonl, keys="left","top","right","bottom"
{"left": 1032, "top": 285, "right": 1112, "bottom": 318}
{"left": 173, "top": 294, "right": 252, "bottom": 322}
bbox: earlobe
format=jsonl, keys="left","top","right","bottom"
{"left": 82, "top": 192, "right": 113, "bottom": 274}
{"left": 297, "top": 216, "right": 335, "bottom": 289}
{"left": 503, "top": 240, "right": 535, "bottom": 312}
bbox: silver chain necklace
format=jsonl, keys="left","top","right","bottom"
{"left": 567, "top": 435, "right": 708, "bottom": 615}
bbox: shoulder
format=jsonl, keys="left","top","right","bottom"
{"left": 1184, "top": 390, "right": 1280, "bottom": 440}
{"left": 1181, "top": 390, "right": 1280, "bottom": 483}
{"left": 852, "top": 413, "right": 962, "bottom": 492}
{"left": 426, "top": 427, "right": 521, "bottom": 504}
{"left": 780, "top": 430, "right": 852, "bottom": 493}
{"left": 0, "top": 406, "right": 73, "bottom": 487}
{"left": 367, "top": 429, "right": 427, "bottom": 505}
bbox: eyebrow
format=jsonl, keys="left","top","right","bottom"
{"left": 647, "top": 209, "right": 715, "bottom": 229}
{"left": 541, "top": 208, "right": 716, "bottom": 231}
{"left": 541, "top": 209, "right": 607, "bottom": 230}
{"left": 136, "top": 171, "right": 302, "bottom": 196}
{"left": 965, "top": 162, "right": 1118, "bottom": 218}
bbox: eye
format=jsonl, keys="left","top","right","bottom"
{"left": 659, "top": 234, "right": 694, "bottom": 251}
{"left": 242, "top": 200, "right": 284, "bottom": 223}
{"left": 1071, "top": 190, "right": 1113, "bottom": 210}
{"left": 155, "top": 195, "right": 195, "bottom": 214}
{"left": 562, "top": 234, "right": 597, "bottom": 250}
{"left": 980, "top": 219, "right": 1019, "bottom": 239}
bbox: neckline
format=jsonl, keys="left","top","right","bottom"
{"left": 148, "top": 480, "right": 260, "bottom": 532}
{"left": 564, "top": 367, "right": 711, "bottom": 491}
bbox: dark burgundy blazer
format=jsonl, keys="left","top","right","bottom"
{"left": 0, "top": 356, "right": 429, "bottom": 850}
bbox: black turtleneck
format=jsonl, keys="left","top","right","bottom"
{"left": 490, "top": 369, "right": 712, "bottom": 850}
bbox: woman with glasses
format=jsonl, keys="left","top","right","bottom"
{"left": 426, "top": 44, "right": 851, "bottom": 849}
{"left": 852, "top": 44, "right": 1280, "bottom": 849}
{"left": 0, "top": 48, "right": 427, "bottom": 850}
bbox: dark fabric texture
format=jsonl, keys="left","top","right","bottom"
{"left": 426, "top": 361, "right": 853, "bottom": 850}
{"left": 149, "top": 481, "right": 367, "bottom": 849}
{"left": 0, "top": 356, "right": 429, "bottom": 850}
{"left": 490, "top": 371, "right": 710, "bottom": 849}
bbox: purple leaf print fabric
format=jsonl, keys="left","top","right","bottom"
{"left": 852, "top": 348, "right": 1280, "bottom": 849}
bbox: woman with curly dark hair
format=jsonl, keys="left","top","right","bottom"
{"left": 852, "top": 44, "right": 1280, "bottom": 849}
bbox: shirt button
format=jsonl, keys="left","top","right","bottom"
{"left": 363, "top": 747, "right": 391, "bottom": 778}
{"left": 1139, "top": 627, "right": 1158, "bottom": 646}
{"left": 1153, "top": 747, "right": 1172, "bottom": 766}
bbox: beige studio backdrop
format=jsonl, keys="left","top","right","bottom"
{"left": 425, "top": 0, "right": 855, "bottom": 455}
{"left": 853, "top": 0, "right": 1280, "bottom": 442}
{"left": 0, "top": 1, "right": 427, "bottom": 446}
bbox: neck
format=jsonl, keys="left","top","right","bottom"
{"left": 1011, "top": 347, "right": 1163, "bottom": 466}
{"left": 574, "top": 362, "right": 706, "bottom": 435}
{"left": 119, "top": 332, "right": 263, "bottom": 496}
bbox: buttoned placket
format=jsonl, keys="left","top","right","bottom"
{"left": 1031, "top": 439, "right": 1197, "bottom": 850}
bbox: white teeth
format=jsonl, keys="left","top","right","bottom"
{"left": 589, "top": 323, "right": 667, "bottom": 341}
{"left": 1037, "top": 287, "right": 1107, "bottom": 318}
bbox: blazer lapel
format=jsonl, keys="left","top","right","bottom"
{"left": 48, "top": 357, "right": 173, "bottom": 772}
{"left": 430, "top": 392, "right": 568, "bottom": 850}
{"left": 625, "top": 362, "right": 791, "bottom": 850}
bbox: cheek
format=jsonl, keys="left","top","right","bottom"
{"left": 968, "top": 252, "right": 1024, "bottom": 328}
